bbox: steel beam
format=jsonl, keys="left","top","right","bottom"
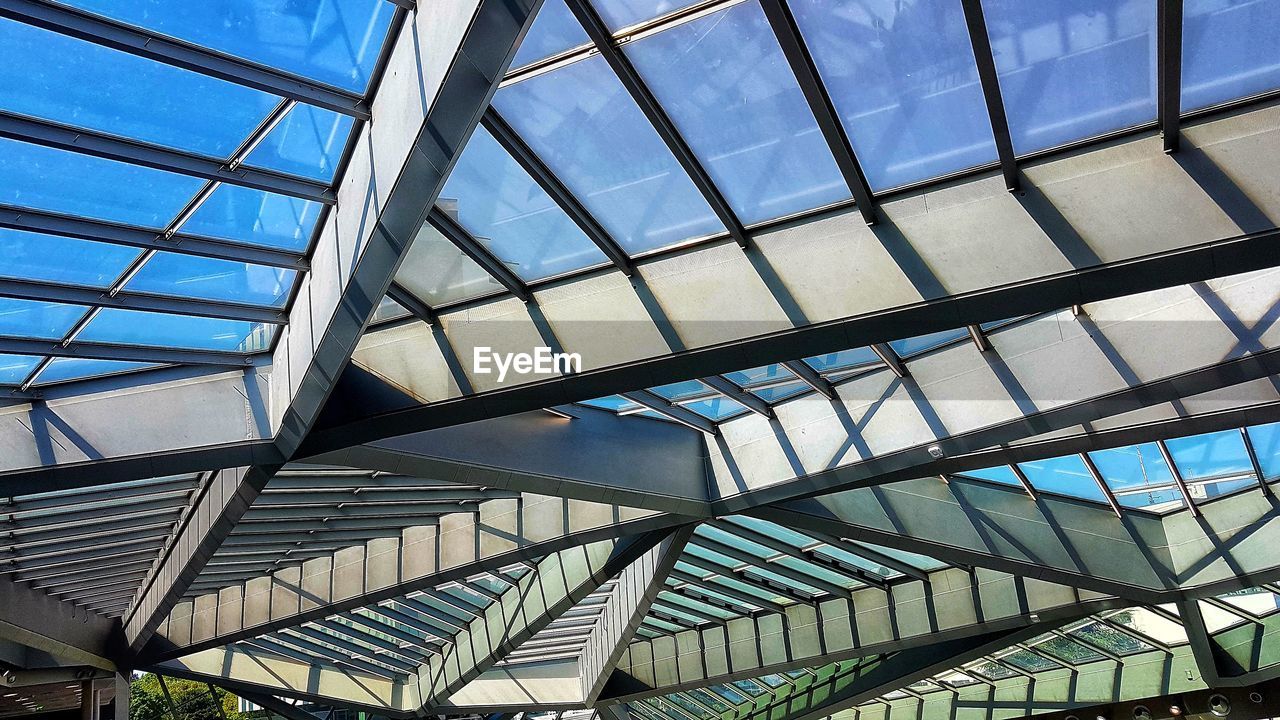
{"left": 959, "top": 0, "right": 1019, "bottom": 191}
{"left": 562, "top": 0, "right": 750, "bottom": 248}
{"left": 0, "top": 277, "right": 288, "bottom": 325}
{"left": 701, "top": 376, "right": 773, "bottom": 418}
{"left": 1159, "top": 0, "right": 1185, "bottom": 153}
{"left": 418, "top": 532, "right": 674, "bottom": 709}
{"left": 0, "top": 111, "right": 335, "bottom": 204}
{"left": 0, "top": 0, "right": 370, "bottom": 119}
{"left": 0, "top": 204, "right": 309, "bottom": 269}
{"left": 622, "top": 390, "right": 717, "bottom": 435}
{"left": 428, "top": 208, "right": 532, "bottom": 302}
{"left": 482, "top": 109, "right": 633, "bottom": 275}
{"left": 0, "top": 336, "right": 254, "bottom": 366}
{"left": 757, "top": 0, "right": 876, "bottom": 224}
{"left": 781, "top": 360, "right": 835, "bottom": 400}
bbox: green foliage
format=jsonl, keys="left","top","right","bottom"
{"left": 129, "top": 674, "right": 251, "bottom": 720}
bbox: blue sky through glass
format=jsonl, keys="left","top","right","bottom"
{"left": 0, "top": 355, "right": 42, "bottom": 385}
{"left": 245, "top": 103, "right": 355, "bottom": 181}
{"left": 982, "top": 0, "right": 1157, "bottom": 154}
{"left": 0, "top": 298, "right": 86, "bottom": 340}
{"left": 62, "top": 0, "right": 396, "bottom": 92}
{"left": 789, "top": 0, "right": 997, "bottom": 190}
{"left": 126, "top": 254, "right": 297, "bottom": 307}
{"left": 510, "top": 0, "right": 590, "bottom": 69}
{"left": 1182, "top": 0, "right": 1280, "bottom": 111}
{"left": 0, "top": 228, "right": 140, "bottom": 288}
{"left": 79, "top": 309, "right": 273, "bottom": 352}
{"left": 34, "top": 357, "right": 161, "bottom": 386}
{"left": 180, "top": 184, "right": 322, "bottom": 252}
{"left": 494, "top": 55, "right": 725, "bottom": 254}
{"left": 623, "top": 0, "right": 850, "bottom": 224}
{"left": 440, "top": 126, "right": 608, "bottom": 281}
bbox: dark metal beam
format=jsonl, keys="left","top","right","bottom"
{"left": 757, "top": 0, "right": 876, "bottom": 224}
{"left": 0, "top": 0, "right": 370, "bottom": 119}
{"left": 1157, "top": 439, "right": 1200, "bottom": 515}
{"left": 562, "top": 0, "right": 751, "bottom": 248}
{"left": 1159, "top": 0, "right": 1185, "bottom": 153}
{"left": 967, "top": 324, "right": 990, "bottom": 352}
{"left": 959, "top": 0, "right": 1019, "bottom": 191}
{"left": 621, "top": 389, "right": 717, "bottom": 435}
{"left": 700, "top": 375, "right": 772, "bottom": 418}
{"left": 782, "top": 359, "right": 835, "bottom": 400}
{"left": 1240, "top": 427, "right": 1275, "bottom": 497}
{"left": 0, "top": 336, "right": 254, "bottom": 366}
{"left": 0, "top": 205, "right": 309, "bottom": 270}
{"left": 0, "top": 277, "right": 288, "bottom": 325}
{"left": 386, "top": 282, "right": 438, "bottom": 326}
{"left": 428, "top": 207, "right": 532, "bottom": 302}
{"left": 0, "top": 111, "right": 335, "bottom": 204}
{"left": 870, "top": 343, "right": 908, "bottom": 378}
{"left": 482, "top": 109, "right": 634, "bottom": 275}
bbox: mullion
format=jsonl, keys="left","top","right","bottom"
{"left": 562, "top": 0, "right": 751, "bottom": 249}
{"left": 482, "top": 109, "right": 633, "bottom": 275}
{"left": 1155, "top": 440, "right": 1199, "bottom": 516}
{"left": 958, "top": 0, "right": 1019, "bottom": 191}
{"left": 1239, "top": 427, "right": 1274, "bottom": 496}
{"left": 427, "top": 207, "right": 532, "bottom": 302}
{"left": 756, "top": 0, "right": 876, "bottom": 224}
{"left": 1158, "top": 0, "right": 1184, "bottom": 153}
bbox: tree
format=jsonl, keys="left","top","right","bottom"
{"left": 129, "top": 674, "right": 251, "bottom": 720}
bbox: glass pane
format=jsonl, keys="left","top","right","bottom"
{"left": 0, "top": 298, "right": 86, "bottom": 340}
{"left": 493, "top": 54, "right": 725, "bottom": 254}
{"left": 750, "top": 382, "right": 809, "bottom": 402}
{"left": 125, "top": 254, "right": 296, "bottom": 307}
{"left": 369, "top": 296, "right": 409, "bottom": 324}
{"left": 34, "top": 357, "right": 160, "bottom": 386}
{"left": 652, "top": 379, "right": 711, "bottom": 402}
{"left": 511, "top": 0, "right": 590, "bottom": 69}
{"left": 624, "top": 1, "right": 850, "bottom": 224}
{"left": 1000, "top": 649, "right": 1060, "bottom": 672}
{"left": 789, "top": 0, "right": 996, "bottom": 190}
{"left": 982, "top": 0, "right": 1157, "bottom": 154}
{"left": 396, "top": 221, "right": 504, "bottom": 307}
{"left": 61, "top": 0, "right": 397, "bottom": 92}
{"left": 180, "top": 184, "right": 322, "bottom": 252}
{"left": 439, "top": 127, "right": 608, "bottom": 281}
{"left": 0, "top": 18, "right": 277, "bottom": 157}
{"left": 78, "top": 309, "right": 273, "bottom": 352}
{"left": 1033, "top": 635, "right": 1104, "bottom": 664}
{"left": 1246, "top": 423, "right": 1280, "bottom": 481}
{"left": 1089, "top": 443, "right": 1182, "bottom": 510}
{"left": 1018, "top": 455, "right": 1106, "bottom": 502}
{"left": 0, "top": 228, "right": 139, "bottom": 288}
{"left": 1069, "top": 619, "right": 1152, "bottom": 655}
{"left": 724, "top": 364, "right": 792, "bottom": 387}
{"left": 1220, "top": 587, "right": 1280, "bottom": 617}
{"left": 579, "top": 395, "right": 640, "bottom": 412}
{"left": 804, "top": 347, "right": 880, "bottom": 373}
{"left": 1182, "top": 0, "right": 1280, "bottom": 111}
{"left": 0, "top": 138, "right": 204, "bottom": 227}
{"left": 0, "top": 355, "right": 42, "bottom": 385}
{"left": 1109, "top": 607, "right": 1186, "bottom": 645}
{"left": 890, "top": 327, "right": 970, "bottom": 357}
{"left": 956, "top": 464, "right": 1024, "bottom": 488}
{"left": 245, "top": 103, "right": 355, "bottom": 181}
{"left": 594, "top": 0, "right": 700, "bottom": 30}
{"left": 855, "top": 541, "right": 948, "bottom": 571}
{"left": 684, "top": 395, "right": 750, "bottom": 421}
{"left": 1165, "top": 430, "right": 1256, "bottom": 500}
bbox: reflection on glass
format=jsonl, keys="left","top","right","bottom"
{"left": 593, "top": 0, "right": 701, "bottom": 30}
{"left": 1246, "top": 423, "right": 1280, "bottom": 481}
{"left": 245, "top": 103, "right": 355, "bottom": 181}
{"left": 0, "top": 298, "right": 86, "bottom": 340}
{"left": 0, "top": 18, "right": 277, "bottom": 157}
{"left": 955, "top": 464, "right": 1023, "bottom": 488}
{"left": 982, "top": 0, "right": 1157, "bottom": 153}
{"left": 510, "top": 0, "right": 590, "bottom": 69}
{"left": 624, "top": 1, "right": 850, "bottom": 224}
{"left": 494, "top": 55, "right": 724, "bottom": 254}
{"left": 789, "top": 0, "right": 997, "bottom": 190}
{"left": 180, "top": 184, "right": 322, "bottom": 252}
{"left": 396, "top": 221, "right": 504, "bottom": 306}
{"left": 890, "top": 327, "right": 970, "bottom": 357}
{"left": 0, "top": 228, "right": 139, "bottom": 288}
{"left": 0, "top": 354, "right": 42, "bottom": 385}
{"left": 0, "top": 138, "right": 204, "bottom": 227}
{"left": 126, "top": 254, "right": 296, "bottom": 307}
{"left": 804, "top": 347, "right": 879, "bottom": 373}
{"left": 34, "top": 357, "right": 159, "bottom": 386}
{"left": 62, "top": 0, "right": 396, "bottom": 92}
{"left": 684, "top": 395, "right": 749, "bottom": 420}
{"left": 1089, "top": 443, "right": 1181, "bottom": 510}
{"left": 440, "top": 127, "right": 608, "bottom": 280}
{"left": 79, "top": 309, "right": 273, "bottom": 352}
{"left": 1164, "top": 430, "right": 1256, "bottom": 500}
{"left": 1017, "top": 455, "right": 1105, "bottom": 501}
{"left": 651, "top": 379, "right": 711, "bottom": 401}
{"left": 1182, "top": 0, "right": 1280, "bottom": 111}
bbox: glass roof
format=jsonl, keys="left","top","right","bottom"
{"left": 0, "top": 0, "right": 401, "bottom": 392}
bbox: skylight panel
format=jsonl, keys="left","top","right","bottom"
{"left": 788, "top": 0, "right": 998, "bottom": 190}
{"left": 623, "top": 0, "right": 850, "bottom": 224}
{"left": 1017, "top": 455, "right": 1107, "bottom": 502}
{"left": 0, "top": 137, "right": 204, "bottom": 227}
{"left": 0, "top": 298, "right": 87, "bottom": 340}
{"left": 0, "top": 228, "right": 140, "bottom": 288}
{"left": 33, "top": 357, "right": 161, "bottom": 386}
{"left": 58, "top": 0, "right": 397, "bottom": 93}
{"left": 0, "top": 354, "right": 42, "bottom": 385}
{"left": 179, "top": 184, "right": 323, "bottom": 252}
{"left": 510, "top": 0, "right": 591, "bottom": 69}
{"left": 124, "top": 254, "right": 297, "bottom": 307}
{"left": 1164, "top": 430, "right": 1256, "bottom": 498}
{"left": 439, "top": 126, "right": 609, "bottom": 281}
{"left": 981, "top": 0, "right": 1157, "bottom": 154}
{"left": 395, "top": 221, "right": 505, "bottom": 307}
{"left": 1182, "top": 0, "right": 1280, "bottom": 111}
{"left": 243, "top": 104, "right": 356, "bottom": 182}
{"left": 1246, "top": 423, "right": 1280, "bottom": 481}
{"left": 0, "top": 17, "right": 279, "bottom": 157}
{"left": 592, "top": 0, "right": 701, "bottom": 30}
{"left": 493, "top": 54, "right": 725, "bottom": 254}
{"left": 77, "top": 309, "right": 273, "bottom": 352}
{"left": 1088, "top": 443, "right": 1183, "bottom": 510}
